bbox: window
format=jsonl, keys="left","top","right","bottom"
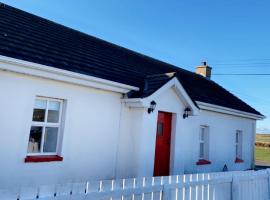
{"left": 199, "top": 126, "right": 209, "bottom": 160}
{"left": 27, "top": 97, "right": 63, "bottom": 155}
{"left": 235, "top": 130, "right": 243, "bottom": 161}
{"left": 157, "top": 122, "right": 164, "bottom": 136}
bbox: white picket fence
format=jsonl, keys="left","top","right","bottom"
{"left": 1, "top": 169, "right": 270, "bottom": 200}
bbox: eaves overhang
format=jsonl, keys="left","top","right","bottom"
{"left": 0, "top": 55, "right": 140, "bottom": 94}
{"left": 196, "top": 101, "right": 265, "bottom": 120}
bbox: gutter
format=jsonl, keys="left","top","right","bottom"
{"left": 0, "top": 55, "right": 139, "bottom": 94}
{"left": 196, "top": 101, "right": 265, "bottom": 120}
{"left": 121, "top": 98, "right": 148, "bottom": 108}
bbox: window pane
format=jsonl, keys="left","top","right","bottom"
{"left": 236, "top": 132, "right": 239, "bottom": 143}
{"left": 200, "top": 143, "right": 204, "bottom": 158}
{"left": 157, "top": 123, "right": 163, "bottom": 136}
{"left": 28, "top": 126, "right": 42, "bottom": 153}
{"left": 238, "top": 146, "right": 242, "bottom": 158}
{"left": 32, "top": 99, "right": 46, "bottom": 122}
{"left": 200, "top": 128, "right": 205, "bottom": 141}
{"left": 47, "top": 101, "right": 60, "bottom": 123}
{"left": 43, "top": 127, "right": 58, "bottom": 152}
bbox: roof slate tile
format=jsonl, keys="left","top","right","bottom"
{"left": 0, "top": 3, "right": 262, "bottom": 116}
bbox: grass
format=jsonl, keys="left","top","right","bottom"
{"left": 255, "top": 146, "right": 270, "bottom": 164}
{"left": 255, "top": 134, "right": 270, "bottom": 165}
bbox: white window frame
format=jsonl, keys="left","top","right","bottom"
{"left": 27, "top": 96, "right": 63, "bottom": 156}
{"left": 199, "top": 125, "right": 209, "bottom": 160}
{"left": 235, "top": 130, "right": 243, "bottom": 159}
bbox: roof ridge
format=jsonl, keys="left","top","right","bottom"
{"left": 146, "top": 72, "right": 176, "bottom": 78}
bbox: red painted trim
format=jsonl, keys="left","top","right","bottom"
{"left": 25, "top": 155, "right": 63, "bottom": 163}
{"left": 196, "top": 159, "right": 211, "bottom": 165}
{"left": 235, "top": 157, "right": 244, "bottom": 163}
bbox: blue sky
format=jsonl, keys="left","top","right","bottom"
{"left": 2, "top": 0, "right": 270, "bottom": 132}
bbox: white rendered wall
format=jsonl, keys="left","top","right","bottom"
{"left": 118, "top": 86, "right": 256, "bottom": 177}
{"left": 117, "top": 87, "right": 186, "bottom": 177}
{"left": 0, "top": 69, "right": 256, "bottom": 189}
{"left": 181, "top": 110, "right": 255, "bottom": 174}
{"left": 0, "top": 70, "right": 123, "bottom": 188}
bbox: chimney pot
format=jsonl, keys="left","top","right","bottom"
{"left": 195, "top": 61, "right": 212, "bottom": 79}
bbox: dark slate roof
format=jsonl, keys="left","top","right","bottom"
{"left": 129, "top": 72, "right": 176, "bottom": 98}
{"left": 0, "top": 3, "right": 263, "bottom": 116}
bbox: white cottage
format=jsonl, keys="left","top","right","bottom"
{"left": 0, "top": 4, "right": 264, "bottom": 188}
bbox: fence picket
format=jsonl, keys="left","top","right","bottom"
{"left": 3, "top": 169, "right": 270, "bottom": 200}
{"left": 71, "top": 182, "right": 87, "bottom": 195}
{"left": 232, "top": 175, "right": 240, "bottom": 200}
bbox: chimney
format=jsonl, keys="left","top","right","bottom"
{"left": 195, "top": 61, "right": 212, "bottom": 79}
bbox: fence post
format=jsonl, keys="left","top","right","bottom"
{"left": 162, "top": 185, "right": 171, "bottom": 200}
{"left": 232, "top": 175, "right": 240, "bottom": 200}
{"left": 267, "top": 168, "right": 270, "bottom": 199}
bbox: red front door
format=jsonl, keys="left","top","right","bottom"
{"left": 154, "top": 112, "right": 172, "bottom": 176}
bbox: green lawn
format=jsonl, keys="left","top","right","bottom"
{"left": 255, "top": 146, "right": 270, "bottom": 165}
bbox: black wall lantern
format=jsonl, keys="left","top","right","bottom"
{"left": 148, "top": 101, "right": 156, "bottom": 114}
{"left": 183, "top": 107, "right": 191, "bottom": 119}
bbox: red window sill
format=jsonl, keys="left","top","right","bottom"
{"left": 25, "top": 155, "right": 63, "bottom": 163}
{"left": 196, "top": 159, "right": 211, "bottom": 165}
{"left": 235, "top": 157, "right": 244, "bottom": 163}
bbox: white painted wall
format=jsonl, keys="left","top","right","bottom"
{"left": 118, "top": 87, "right": 256, "bottom": 177}
{"left": 0, "top": 69, "right": 256, "bottom": 189}
{"left": 0, "top": 70, "right": 123, "bottom": 188}
{"left": 181, "top": 110, "right": 255, "bottom": 174}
